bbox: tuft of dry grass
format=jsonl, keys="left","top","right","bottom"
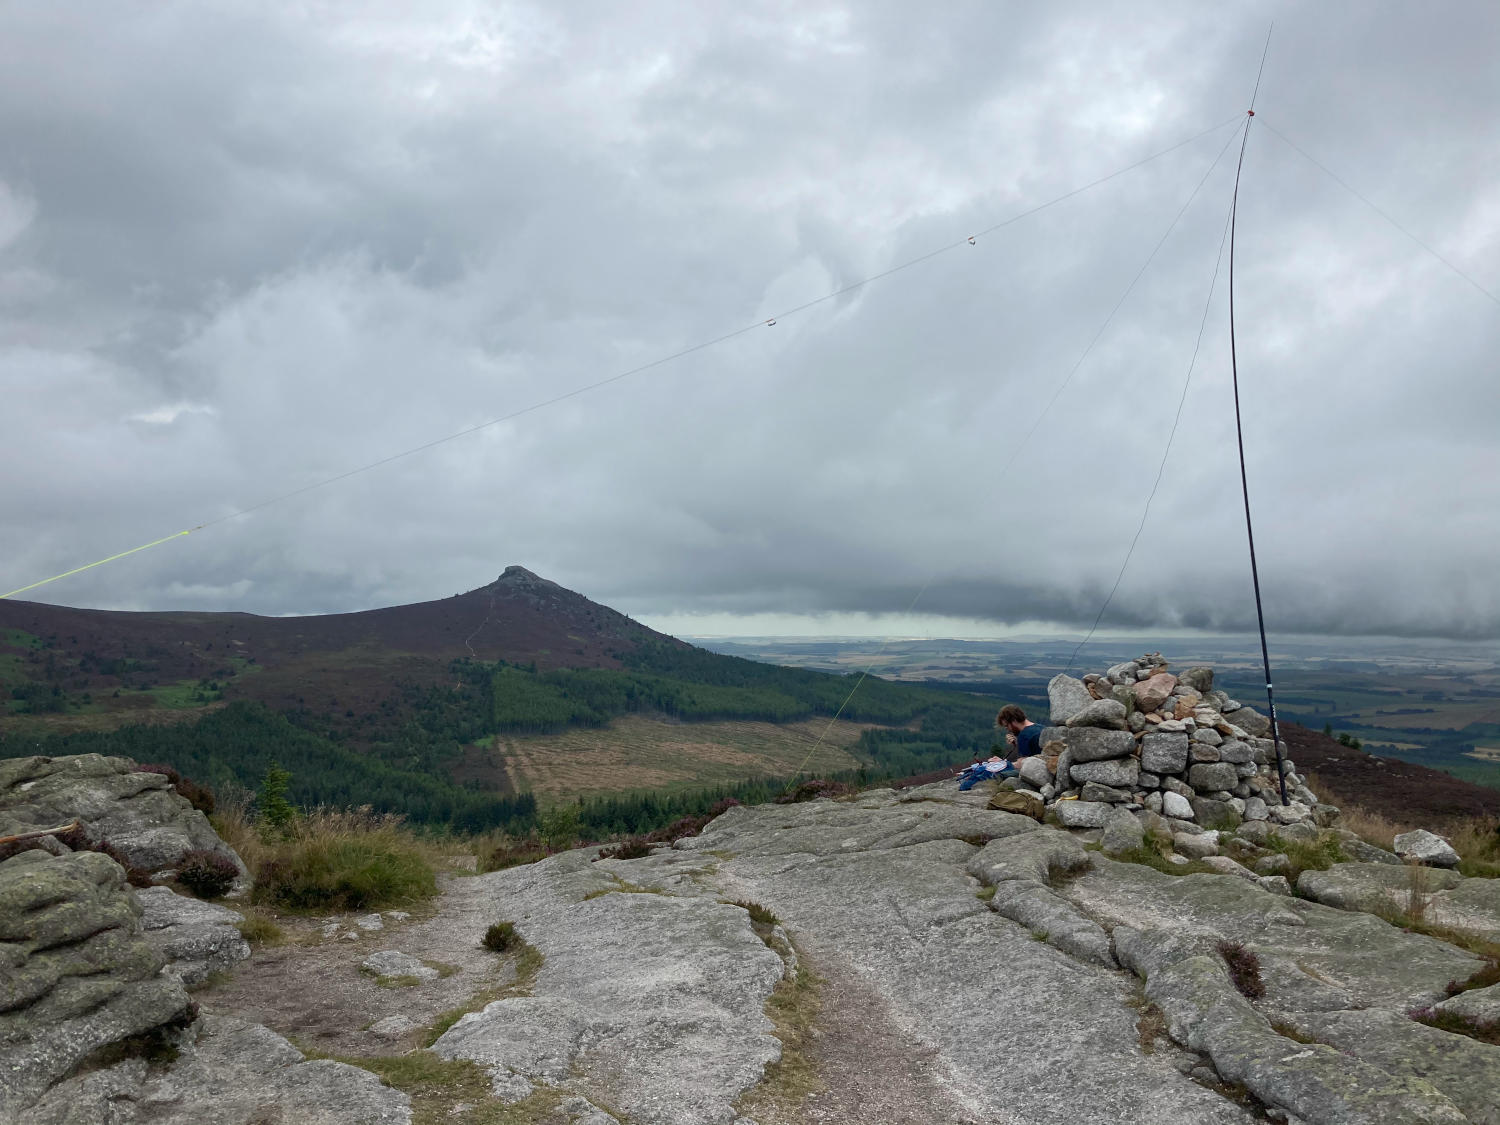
{"left": 1303, "top": 771, "right": 1500, "bottom": 878}
{"left": 236, "top": 908, "right": 285, "bottom": 946}
{"left": 735, "top": 959, "right": 824, "bottom": 1117}
{"left": 212, "top": 800, "right": 440, "bottom": 913}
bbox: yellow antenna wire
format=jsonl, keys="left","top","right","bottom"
{"left": 1, "top": 529, "right": 198, "bottom": 601}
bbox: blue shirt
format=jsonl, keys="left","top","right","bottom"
{"left": 1014, "top": 723, "right": 1043, "bottom": 758}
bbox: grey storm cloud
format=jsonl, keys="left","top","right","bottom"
{"left": 1, "top": 1, "right": 1497, "bottom": 641}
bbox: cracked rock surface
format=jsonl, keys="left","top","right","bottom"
{"left": 429, "top": 784, "right": 1500, "bottom": 1125}
{"left": 0, "top": 754, "right": 245, "bottom": 878}
{"left": 24, "top": 1014, "right": 412, "bottom": 1125}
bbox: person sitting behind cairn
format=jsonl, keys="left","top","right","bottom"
{"left": 997, "top": 703, "right": 1043, "bottom": 765}
{"left": 958, "top": 704, "right": 1044, "bottom": 790}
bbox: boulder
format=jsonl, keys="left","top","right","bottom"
{"left": 1080, "top": 782, "right": 1131, "bottom": 804}
{"left": 1266, "top": 801, "right": 1313, "bottom": 825}
{"left": 1140, "top": 732, "right": 1189, "bottom": 776}
{"left": 1047, "top": 674, "right": 1094, "bottom": 724}
{"left": 25, "top": 1015, "right": 413, "bottom": 1125}
{"left": 1198, "top": 856, "right": 1257, "bottom": 882}
{"left": 1053, "top": 800, "right": 1111, "bottom": 829}
{"left": 1017, "top": 756, "right": 1053, "bottom": 790}
{"left": 1131, "top": 672, "right": 1177, "bottom": 713}
{"left": 1163, "top": 776, "right": 1194, "bottom": 799}
{"left": 1068, "top": 758, "right": 1140, "bottom": 790}
{"left": 0, "top": 755, "right": 245, "bottom": 880}
{"left": 1189, "top": 797, "right": 1242, "bottom": 831}
{"left": 1257, "top": 875, "right": 1292, "bottom": 896}
{"left": 0, "top": 849, "right": 195, "bottom": 1115}
{"left": 1186, "top": 762, "right": 1238, "bottom": 793}
{"left": 1435, "top": 982, "right": 1500, "bottom": 1026}
{"left": 1177, "top": 667, "right": 1214, "bottom": 692}
{"left": 1100, "top": 810, "right": 1146, "bottom": 856}
{"left": 136, "top": 886, "right": 251, "bottom": 987}
{"left": 1173, "top": 832, "right": 1218, "bottom": 860}
{"left": 1394, "top": 830, "right": 1462, "bottom": 869}
{"left": 1161, "top": 791, "right": 1194, "bottom": 820}
{"left": 1064, "top": 699, "right": 1130, "bottom": 730}
{"left": 1218, "top": 741, "right": 1254, "bottom": 765}
{"left": 1235, "top": 820, "right": 1274, "bottom": 846}
{"left": 1053, "top": 747, "right": 1074, "bottom": 790}
{"left": 361, "top": 950, "right": 439, "bottom": 983}
{"left": 1296, "top": 863, "right": 1463, "bottom": 915}
{"left": 1231, "top": 707, "right": 1271, "bottom": 737}
{"left": 1044, "top": 727, "right": 1135, "bottom": 763}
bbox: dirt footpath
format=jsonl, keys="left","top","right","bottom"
{"left": 199, "top": 866, "right": 509, "bottom": 1058}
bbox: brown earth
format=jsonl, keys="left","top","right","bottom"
{"left": 199, "top": 864, "right": 512, "bottom": 1059}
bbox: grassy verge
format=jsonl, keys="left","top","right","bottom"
{"left": 235, "top": 908, "right": 285, "bottom": 946}
{"left": 302, "top": 1049, "right": 567, "bottom": 1125}
{"left": 735, "top": 961, "right": 823, "bottom": 1118}
{"left": 424, "top": 932, "right": 544, "bottom": 1047}
{"left": 1095, "top": 841, "right": 1217, "bottom": 878}
{"left": 1261, "top": 831, "right": 1348, "bottom": 881}
{"left": 1304, "top": 772, "right": 1500, "bottom": 878}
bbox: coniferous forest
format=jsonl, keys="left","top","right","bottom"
{"left": 10, "top": 639, "right": 1035, "bottom": 836}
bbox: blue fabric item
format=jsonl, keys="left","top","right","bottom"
{"left": 1015, "top": 724, "right": 1043, "bottom": 758}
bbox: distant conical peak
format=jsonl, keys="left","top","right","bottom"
{"left": 493, "top": 565, "right": 563, "bottom": 591}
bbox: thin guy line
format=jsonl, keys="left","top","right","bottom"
{"left": 2, "top": 116, "right": 1242, "bottom": 603}
{"left": 789, "top": 121, "right": 1246, "bottom": 780}
{"left": 1258, "top": 118, "right": 1500, "bottom": 310}
{"left": 1064, "top": 136, "right": 1241, "bottom": 674}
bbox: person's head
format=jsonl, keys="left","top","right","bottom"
{"left": 996, "top": 704, "right": 1028, "bottom": 734}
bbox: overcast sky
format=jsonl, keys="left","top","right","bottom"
{"left": 2, "top": 1, "right": 1497, "bottom": 642}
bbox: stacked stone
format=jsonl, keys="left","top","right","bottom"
{"left": 1009, "top": 655, "right": 1331, "bottom": 839}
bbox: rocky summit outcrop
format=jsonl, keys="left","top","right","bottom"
{"left": 0, "top": 847, "right": 194, "bottom": 1114}
{"left": 24, "top": 1015, "right": 412, "bottom": 1125}
{"left": 0, "top": 757, "right": 404, "bottom": 1125}
{"left": 0, "top": 754, "right": 246, "bottom": 881}
{"left": 425, "top": 776, "right": 1500, "bottom": 1125}
{"left": 409, "top": 657, "right": 1497, "bottom": 1124}
{"left": 6, "top": 649, "right": 1498, "bottom": 1125}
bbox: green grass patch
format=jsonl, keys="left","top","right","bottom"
{"left": 374, "top": 973, "right": 423, "bottom": 989}
{"left": 145, "top": 680, "right": 221, "bottom": 710}
{"left": 304, "top": 1048, "right": 567, "bottom": 1125}
{"left": 1262, "top": 831, "right": 1348, "bottom": 882}
{"left": 236, "top": 910, "right": 285, "bottom": 946}
{"left": 582, "top": 876, "right": 664, "bottom": 901}
{"left": 1102, "top": 844, "right": 1217, "bottom": 877}
{"left": 253, "top": 838, "right": 437, "bottom": 912}
{"left": 483, "top": 922, "right": 517, "bottom": 952}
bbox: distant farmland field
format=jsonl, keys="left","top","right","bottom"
{"left": 454, "top": 714, "right": 874, "bottom": 801}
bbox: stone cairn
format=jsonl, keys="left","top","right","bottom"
{"left": 1006, "top": 656, "right": 1336, "bottom": 876}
